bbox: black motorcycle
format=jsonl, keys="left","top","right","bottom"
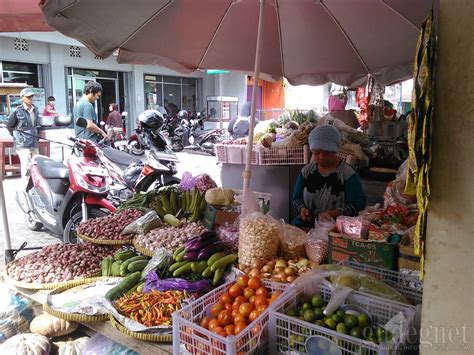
{"left": 161, "top": 113, "right": 184, "bottom": 152}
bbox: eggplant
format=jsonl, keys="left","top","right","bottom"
{"left": 183, "top": 250, "right": 199, "bottom": 261}
{"left": 197, "top": 241, "right": 226, "bottom": 261}
{"left": 185, "top": 236, "right": 218, "bottom": 252}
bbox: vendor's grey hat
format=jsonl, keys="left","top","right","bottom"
{"left": 20, "top": 88, "right": 35, "bottom": 97}
{"left": 309, "top": 125, "right": 341, "bottom": 152}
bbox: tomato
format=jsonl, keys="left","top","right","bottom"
{"left": 200, "top": 316, "right": 210, "bottom": 329}
{"left": 239, "top": 302, "right": 254, "bottom": 317}
{"left": 224, "top": 324, "right": 235, "bottom": 336}
{"left": 224, "top": 303, "right": 233, "bottom": 311}
{"left": 234, "top": 322, "right": 247, "bottom": 335}
{"left": 254, "top": 295, "right": 268, "bottom": 308}
{"left": 243, "top": 287, "right": 255, "bottom": 299}
{"left": 248, "top": 310, "right": 260, "bottom": 322}
{"left": 231, "top": 308, "right": 239, "bottom": 318}
{"left": 248, "top": 277, "right": 262, "bottom": 290}
{"left": 219, "top": 292, "right": 232, "bottom": 304}
{"left": 236, "top": 275, "right": 250, "bottom": 288}
{"left": 251, "top": 324, "right": 261, "bottom": 337}
{"left": 232, "top": 295, "right": 247, "bottom": 310}
{"left": 249, "top": 295, "right": 256, "bottom": 304}
{"left": 212, "top": 326, "right": 227, "bottom": 337}
{"left": 228, "top": 284, "right": 243, "bottom": 298}
{"left": 271, "top": 291, "right": 282, "bottom": 301}
{"left": 208, "top": 318, "right": 220, "bottom": 331}
{"left": 217, "top": 310, "right": 233, "bottom": 326}
{"left": 233, "top": 313, "right": 247, "bottom": 325}
{"left": 255, "top": 287, "right": 269, "bottom": 298}
{"left": 256, "top": 304, "right": 267, "bottom": 313}
{"left": 210, "top": 302, "right": 225, "bottom": 317}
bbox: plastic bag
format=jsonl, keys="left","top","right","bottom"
{"left": 122, "top": 210, "right": 161, "bottom": 235}
{"left": 305, "top": 221, "right": 334, "bottom": 264}
{"left": 0, "top": 290, "right": 33, "bottom": 343}
{"left": 194, "top": 174, "right": 217, "bottom": 193}
{"left": 217, "top": 223, "right": 239, "bottom": 253}
{"left": 335, "top": 216, "right": 369, "bottom": 239}
{"left": 141, "top": 247, "right": 173, "bottom": 279}
{"left": 234, "top": 190, "right": 260, "bottom": 218}
{"left": 279, "top": 223, "right": 308, "bottom": 259}
{"left": 82, "top": 334, "right": 138, "bottom": 355}
{"left": 179, "top": 171, "right": 196, "bottom": 191}
{"left": 144, "top": 273, "right": 213, "bottom": 293}
{"left": 238, "top": 211, "right": 281, "bottom": 267}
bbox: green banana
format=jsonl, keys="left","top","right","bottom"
{"left": 170, "top": 191, "right": 178, "bottom": 215}
{"left": 154, "top": 204, "right": 166, "bottom": 218}
{"left": 160, "top": 195, "right": 172, "bottom": 215}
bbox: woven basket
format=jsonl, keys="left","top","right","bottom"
{"left": 78, "top": 233, "right": 134, "bottom": 245}
{"left": 2, "top": 267, "right": 101, "bottom": 290}
{"left": 109, "top": 314, "right": 172, "bottom": 342}
{"left": 43, "top": 276, "right": 121, "bottom": 322}
{"left": 132, "top": 239, "right": 155, "bottom": 257}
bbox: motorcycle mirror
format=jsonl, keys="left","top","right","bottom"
{"left": 76, "top": 117, "right": 88, "bottom": 128}
{"left": 122, "top": 111, "right": 128, "bottom": 117}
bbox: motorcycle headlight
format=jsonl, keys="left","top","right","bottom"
{"left": 74, "top": 172, "right": 109, "bottom": 194}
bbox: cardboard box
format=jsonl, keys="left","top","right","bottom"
{"left": 201, "top": 204, "right": 239, "bottom": 230}
{"left": 398, "top": 244, "right": 421, "bottom": 271}
{"left": 328, "top": 232, "right": 399, "bottom": 270}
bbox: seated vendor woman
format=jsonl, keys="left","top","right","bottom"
{"left": 291, "top": 125, "right": 366, "bottom": 227}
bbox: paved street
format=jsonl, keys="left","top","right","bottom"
{"left": 0, "top": 151, "right": 223, "bottom": 270}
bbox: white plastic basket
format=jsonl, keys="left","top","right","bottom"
{"left": 258, "top": 145, "right": 309, "bottom": 165}
{"left": 269, "top": 282, "right": 417, "bottom": 355}
{"left": 173, "top": 279, "right": 288, "bottom": 355}
{"left": 345, "top": 261, "right": 423, "bottom": 305}
{"left": 215, "top": 144, "right": 259, "bottom": 165}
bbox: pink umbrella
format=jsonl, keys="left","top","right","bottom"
{"left": 0, "top": 0, "right": 52, "bottom": 32}
{"left": 41, "top": 0, "right": 433, "bottom": 191}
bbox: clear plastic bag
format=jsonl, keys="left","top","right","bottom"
{"left": 305, "top": 221, "right": 334, "bottom": 264}
{"left": 122, "top": 210, "right": 161, "bottom": 235}
{"left": 0, "top": 289, "right": 34, "bottom": 344}
{"left": 179, "top": 171, "right": 196, "bottom": 191}
{"left": 217, "top": 222, "right": 239, "bottom": 253}
{"left": 335, "top": 216, "right": 369, "bottom": 239}
{"left": 238, "top": 211, "right": 280, "bottom": 267}
{"left": 279, "top": 223, "right": 308, "bottom": 259}
{"left": 82, "top": 334, "right": 138, "bottom": 355}
{"left": 141, "top": 247, "right": 173, "bottom": 280}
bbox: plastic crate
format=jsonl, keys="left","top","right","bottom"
{"left": 345, "top": 261, "right": 423, "bottom": 305}
{"left": 173, "top": 279, "right": 288, "bottom": 355}
{"left": 258, "top": 145, "right": 309, "bottom": 165}
{"left": 269, "top": 282, "right": 417, "bottom": 355}
{"left": 337, "top": 152, "right": 368, "bottom": 172}
{"left": 215, "top": 144, "right": 259, "bottom": 165}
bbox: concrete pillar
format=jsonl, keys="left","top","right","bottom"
{"left": 420, "top": 1, "right": 474, "bottom": 354}
{"left": 128, "top": 65, "right": 145, "bottom": 133}
{"left": 49, "top": 44, "right": 67, "bottom": 115}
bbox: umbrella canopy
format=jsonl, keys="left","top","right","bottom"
{"left": 41, "top": 0, "right": 433, "bottom": 87}
{"left": 0, "top": 0, "right": 52, "bottom": 32}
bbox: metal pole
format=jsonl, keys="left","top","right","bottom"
{"left": 243, "top": 0, "right": 265, "bottom": 193}
{"left": 0, "top": 174, "right": 12, "bottom": 264}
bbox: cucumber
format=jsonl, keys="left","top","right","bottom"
{"left": 173, "top": 245, "right": 185, "bottom": 260}
{"left": 210, "top": 254, "right": 238, "bottom": 272}
{"left": 201, "top": 265, "right": 213, "bottom": 278}
{"left": 120, "top": 256, "right": 148, "bottom": 276}
{"left": 101, "top": 257, "right": 113, "bottom": 277}
{"left": 207, "top": 252, "right": 227, "bottom": 266}
{"left": 164, "top": 214, "right": 181, "bottom": 227}
{"left": 110, "top": 261, "right": 122, "bottom": 276}
{"left": 172, "top": 262, "right": 192, "bottom": 277}
{"left": 105, "top": 272, "right": 141, "bottom": 300}
{"left": 212, "top": 266, "right": 225, "bottom": 286}
{"left": 195, "top": 261, "right": 208, "bottom": 273}
{"left": 114, "top": 250, "right": 137, "bottom": 261}
{"left": 127, "top": 259, "right": 149, "bottom": 272}
{"left": 169, "top": 261, "right": 188, "bottom": 273}
{"left": 176, "top": 250, "right": 186, "bottom": 262}
{"left": 136, "top": 282, "right": 145, "bottom": 293}
{"left": 190, "top": 262, "right": 198, "bottom": 273}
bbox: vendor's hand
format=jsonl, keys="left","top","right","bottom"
{"left": 320, "top": 209, "right": 341, "bottom": 221}
{"left": 299, "top": 207, "right": 311, "bottom": 222}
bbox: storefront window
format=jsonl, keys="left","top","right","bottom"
{"left": 144, "top": 75, "right": 198, "bottom": 114}
{"left": 1, "top": 61, "right": 39, "bottom": 87}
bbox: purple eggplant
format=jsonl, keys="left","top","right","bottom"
{"left": 185, "top": 236, "right": 218, "bottom": 252}
{"left": 197, "top": 241, "right": 226, "bottom": 261}
{"left": 184, "top": 250, "right": 199, "bottom": 261}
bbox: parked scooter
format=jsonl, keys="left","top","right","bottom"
{"left": 178, "top": 109, "right": 228, "bottom": 155}
{"left": 15, "top": 136, "right": 116, "bottom": 244}
{"left": 161, "top": 113, "right": 184, "bottom": 152}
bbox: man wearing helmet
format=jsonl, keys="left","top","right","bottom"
{"left": 73, "top": 81, "right": 107, "bottom": 140}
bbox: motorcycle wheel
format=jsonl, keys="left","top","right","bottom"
{"left": 63, "top": 208, "right": 108, "bottom": 244}
{"left": 171, "top": 138, "right": 184, "bottom": 152}
{"left": 25, "top": 214, "right": 43, "bottom": 231}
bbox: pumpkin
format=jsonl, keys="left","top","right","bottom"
{"left": 30, "top": 313, "right": 78, "bottom": 338}
{"left": 0, "top": 333, "right": 50, "bottom": 355}
{"left": 55, "top": 336, "right": 89, "bottom": 355}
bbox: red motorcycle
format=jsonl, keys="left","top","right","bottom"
{"left": 15, "top": 137, "right": 116, "bottom": 243}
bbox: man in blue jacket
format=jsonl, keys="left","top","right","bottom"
{"left": 6, "top": 87, "right": 40, "bottom": 185}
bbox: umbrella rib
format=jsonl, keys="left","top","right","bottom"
{"left": 380, "top": 0, "right": 421, "bottom": 32}
{"left": 118, "top": 0, "right": 174, "bottom": 50}
{"left": 197, "top": 1, "right": 234, "bottom": 69}
{"left": 319, "top": 1, "right": 371, "bottom": 74}
{"left": 275, "top": 0, "right": 285, "bottom": 77}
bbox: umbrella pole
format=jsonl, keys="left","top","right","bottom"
{"left": 0, "top": 174, "right": 12, "bottom": 264}
{"left": 243, "top": 0, "right": 265, "bottom": 193}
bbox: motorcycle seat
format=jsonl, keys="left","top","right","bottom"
{"left": 103, "top": 147, "right": 142, "bottom": 167}
{"left": 35, "top": 156, "right": 69, "bottom": 179}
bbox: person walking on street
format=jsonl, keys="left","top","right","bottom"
{"left": 6, "top": 87, "right": 40, "bottom": 185}
{"left": 42, "top": 96, "right": 60, "bottom": 117}
{"left": 73, "top": 81, "right": 107, "bottom": 140}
